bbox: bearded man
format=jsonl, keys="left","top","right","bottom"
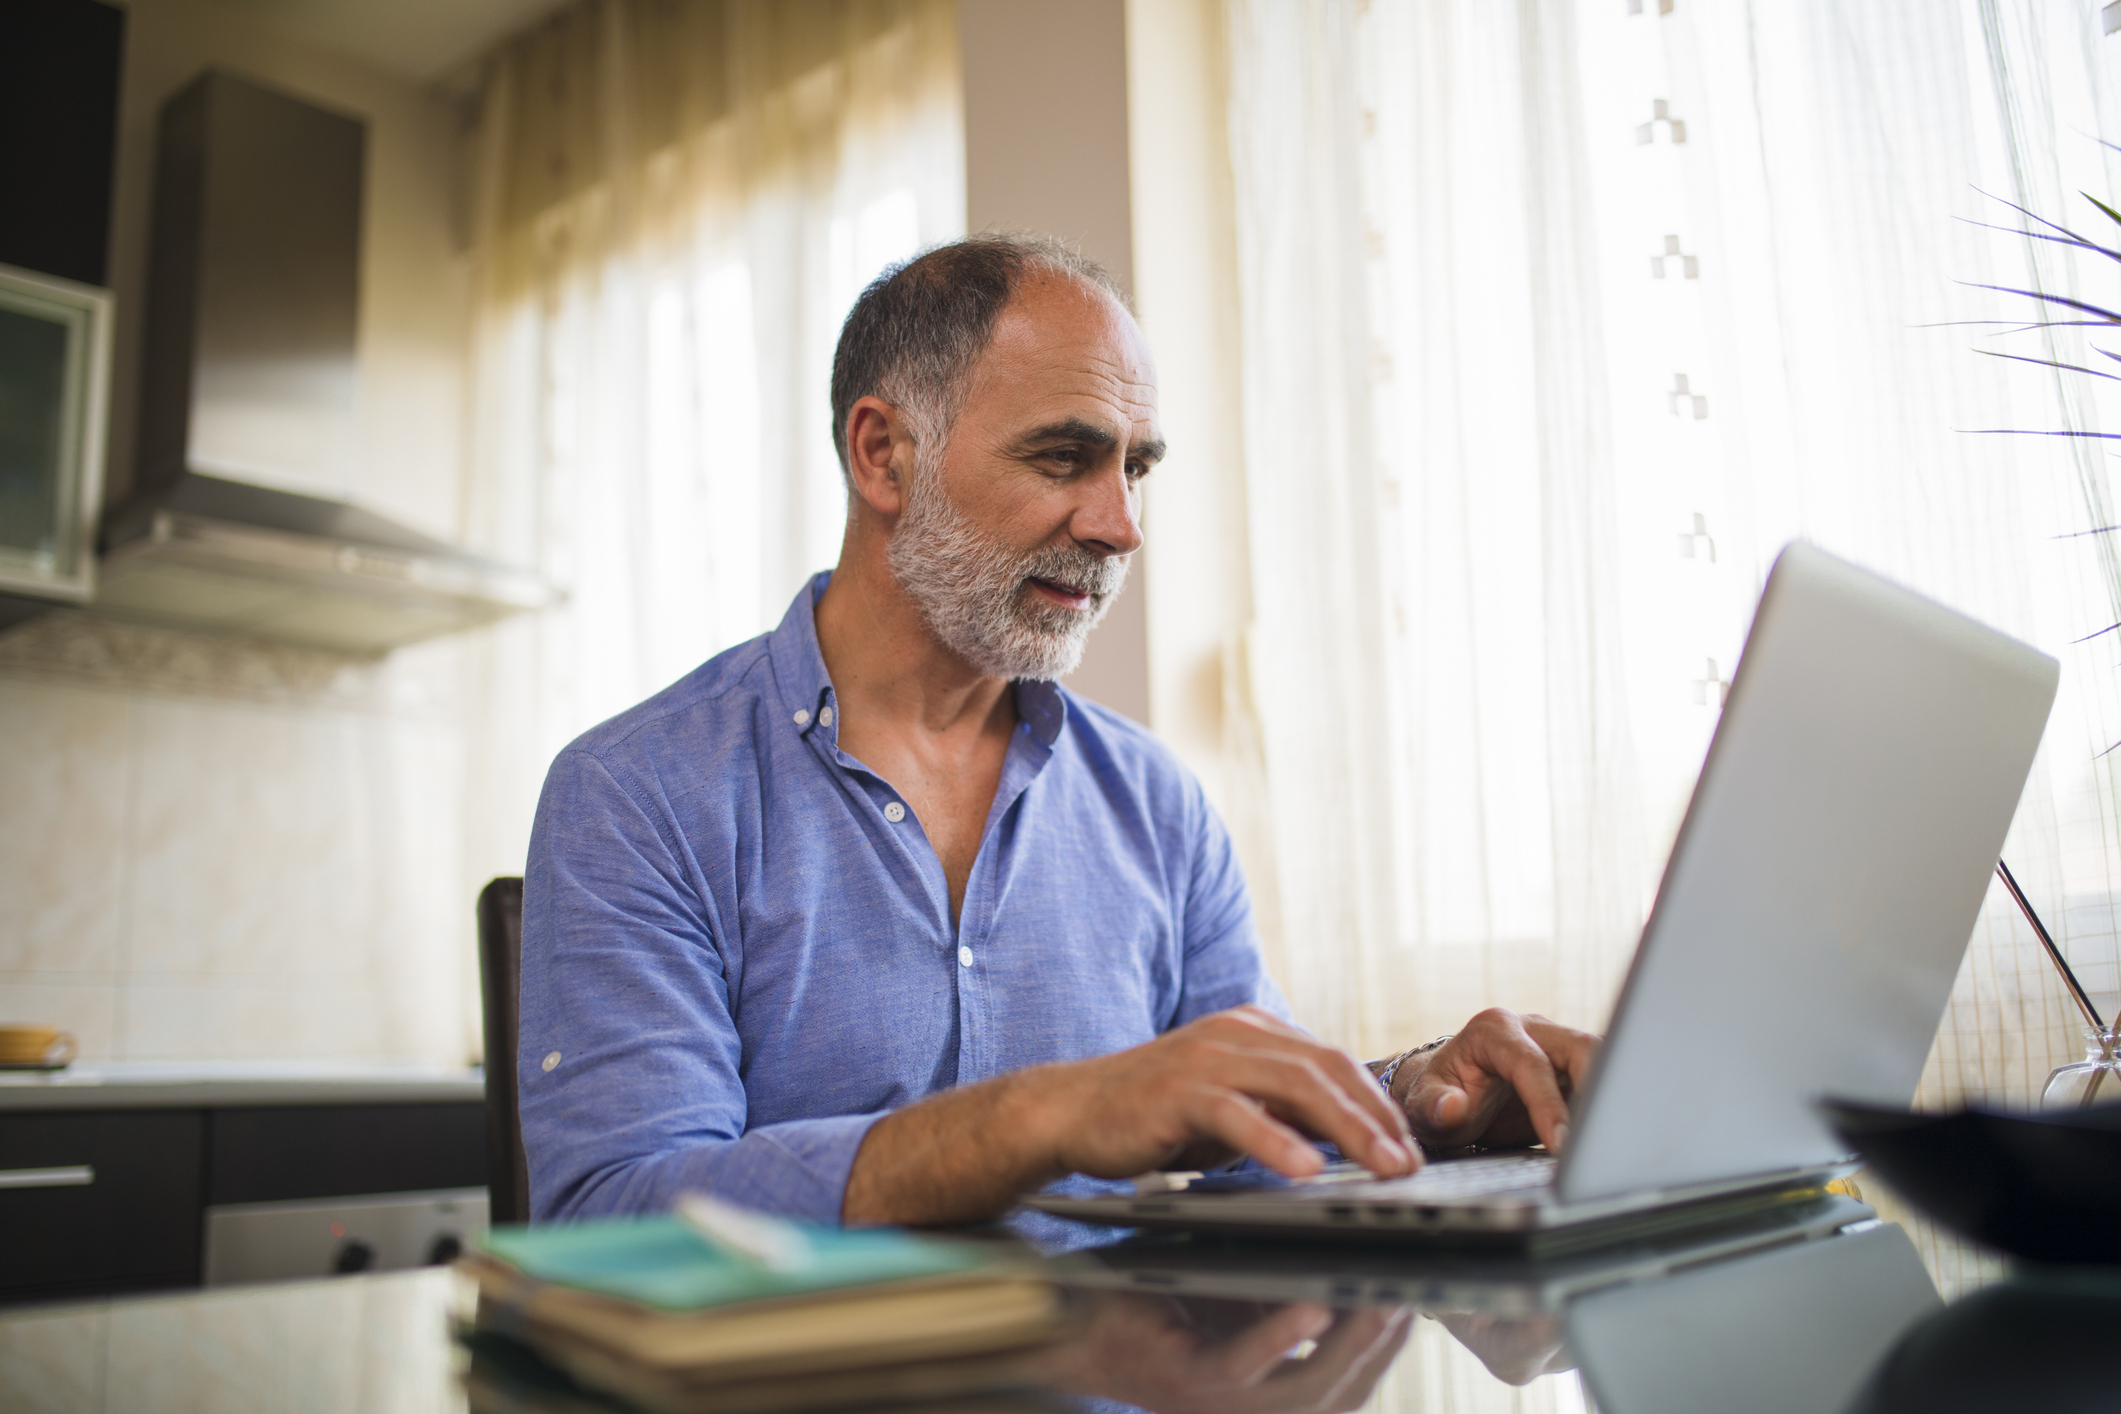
{"left": 518, "top": 234, "right": 1596, "bottom": 1232}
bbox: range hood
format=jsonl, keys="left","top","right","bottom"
{"left": 99, "top": 69, "right": 557, "bottom": 656}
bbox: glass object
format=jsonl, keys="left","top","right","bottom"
{"left": 2042, "top": 1028, "right": 2121, "bottom": 1110}
{"left": 0, "top": 262, "right": 110, "bottom": 603}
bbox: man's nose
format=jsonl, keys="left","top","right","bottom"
{"left": 1073, "top": 458, "right": 1144, "bottom": 558}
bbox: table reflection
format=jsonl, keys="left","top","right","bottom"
{"left": 9, "top": 1192, "right": 2113, "bottom": 1414}
{"left": 1035, "top": 1293, "right": 1412, "bottom": 1414}
{"left": 1046, "top": 1195, "right": 1938, "bottom": 1414}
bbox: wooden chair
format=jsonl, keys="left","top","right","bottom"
{"left": 476, "top": 877, "right": 530, "bottom": 1224}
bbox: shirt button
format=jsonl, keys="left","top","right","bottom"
{"left": 541, "top": 1051, "right": 561, "bottom": 1072}
{"left": 958, "top": 946, "right": 974, "bottom": 967}
{"left": 792, "top": 709, "right": 811, "bottom": 726}
{"left": 883, "top": 801, "right": 906, "bottom": 823}
{"left": 819, "top": 706, "right": 834, "bottom": 727}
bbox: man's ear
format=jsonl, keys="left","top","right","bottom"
{"left": 844, "top": 397, "right": 913, "bottom": 518}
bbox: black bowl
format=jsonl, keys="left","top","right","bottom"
{"left": 1820, "top": 1097, "right": 2121, "bottom": 1265}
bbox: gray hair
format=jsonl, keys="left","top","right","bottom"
{"left": 829, "top": 232, "right": 1128, "bottom": 477}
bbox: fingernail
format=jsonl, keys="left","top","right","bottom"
{"left": 1553, "top": 1121, "right": 1570, "bottom": 1151}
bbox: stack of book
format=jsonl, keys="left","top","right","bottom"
{"left": 457, "top": 1201, "right": 1069, "bottom": 1414}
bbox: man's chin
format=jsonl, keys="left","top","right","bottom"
{"left": 988, "top": 624, "right": 1093, "bottom": 683}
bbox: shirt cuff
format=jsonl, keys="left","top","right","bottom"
{"left": 687, "top": 1112, "right": 889, "bottom": 1225}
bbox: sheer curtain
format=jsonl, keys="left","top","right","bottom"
{"left": 1219, "top": 0, "right": 2121, "bottom": 1115}
{"left": 457, "top": 0, "right": 963, "bottom": 889}
{"left": 1222, "top": 0, "right": 1646, "bottom": 1062}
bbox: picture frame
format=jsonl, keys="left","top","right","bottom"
{"left": 0, "top": 260, "right": 112, "bottom": 603}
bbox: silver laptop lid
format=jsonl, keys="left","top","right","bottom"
{"left": 1557, "top": 543, "right": 2058, "bottom": 1204}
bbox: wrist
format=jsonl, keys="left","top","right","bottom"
{"left": 1381, "top": 1035, "right": 1453, "bottom": 1111}
{"left": 1390, "top": 1050, "right": 1433, "bottom": 1110}
{"left": 992, "top": 1063, "right": 1074, "bottom": 1188}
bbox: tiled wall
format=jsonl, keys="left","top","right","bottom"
{"left": 0, "top": 614, "right": 482, "bottom": 1066}
{"left": 0, "top": 0, "right": 496, "bottom": 1067}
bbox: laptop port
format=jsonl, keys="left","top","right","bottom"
{"left": 1327, "top": 1205, "right": 1357, "bottom": 1221}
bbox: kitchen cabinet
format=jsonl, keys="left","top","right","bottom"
{"left": 0, "top": 1067, "right": 486, "bottom": 1305}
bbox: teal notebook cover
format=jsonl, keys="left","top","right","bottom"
{"left": 478, "top": 1217, "right": 995, "bottom": 1313}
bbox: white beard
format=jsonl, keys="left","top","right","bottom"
{"left": 886, "top": 459, "right": 1129, "bottom": 681}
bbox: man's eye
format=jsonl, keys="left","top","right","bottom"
{"left": 1125, "top": 460, "right": 1150, "bottom": 481}
{"left": 1045, "top": 448, "right": 1083, "bottom": 469}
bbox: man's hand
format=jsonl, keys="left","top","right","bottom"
{"left": 1036, "top": 1006, "right": 1420, "bottom": 1182}
{"left": 843, "top": 1006, "right": 1418, "bottom": 1226}
{"left": 1392, "top": 1009, "right": 1598, "bottom": 1152}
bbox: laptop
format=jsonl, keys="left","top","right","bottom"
{"left": 1028, "top": 542, "right": 2059, "bottom": 1248}
{"left": 1063, "top": 1190, "right": 1881, "bottom": 1315}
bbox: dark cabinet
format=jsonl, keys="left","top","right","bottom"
{"left": 0, "top": 1110, "right": 204, "bottom": 1303}
{"left": 0, "top": 1098, "right": 485, "bottom": 1305}
{"left": 208, "top": 1102, "right": 486, "bottom": 1204}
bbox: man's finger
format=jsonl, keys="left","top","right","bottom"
{"left": 1486, "top": 1030, "right": 1572, "bottom": 1150}
{"left": 1187, "top": 1088, "right": 1330, "bottom": 1178}
{"left": 1418, "top": 1081, "right": 1473, "bottom": 1136}
{"left": 1523, "top": 1016, "right": 1599, "bottom": 1093}
{"left": 1194, "top": 1053, "right": 1419, "bottom": 1176}
{"left": 1213, "top": 1053, "right": 1418, "bottom": 1176}
{"left": 1199, "top": 1016, "right": 1414, "bottom": 1144}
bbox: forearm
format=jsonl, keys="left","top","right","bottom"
{"left": 840, "top": 1067, "right": 1067, "bottom": 1227}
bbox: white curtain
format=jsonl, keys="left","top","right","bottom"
{"left": 456, "top": 0, "right": 964, "bottom": 891}
{"left": 1220, "top": 0, "right": 2121, "bottom": 1133}
{"left": 1223, "top": 0, "right": 1649, "bottom": 1063}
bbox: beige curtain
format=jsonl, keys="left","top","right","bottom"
{"left": 456, "top": 0, "right": 964, "bottom": 890}
{"left": 1216, "top": 0, "right": 2121, "bottom": 1137}
{"left": 1220, "top": 0, "right": 1647, "bottom": 1063}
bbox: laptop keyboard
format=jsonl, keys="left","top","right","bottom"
{"left": 1341, "top": 1153, "right": 1557, "bottom": 1202}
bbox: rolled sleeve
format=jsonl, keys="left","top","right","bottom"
{"left": 519, "top": 748, "right": 884, "bottom": 1224}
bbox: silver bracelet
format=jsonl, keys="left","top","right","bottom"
{"left": 1377, "top": 1035, "right": 1453, "bottom": 1092}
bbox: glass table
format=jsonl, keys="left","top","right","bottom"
{"left": 0, "top": 1183, "right": 2110, "bottom": 1414}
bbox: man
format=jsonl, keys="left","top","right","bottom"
{"left": 519, "top": 234, "right": 1596, "bottom": 1230}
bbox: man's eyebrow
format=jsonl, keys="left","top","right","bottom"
{"left": 1012, "top": 416, "right": 1118, "bottom": 451}
{"left": 1012, "top": 417, "right": 1167, "bottom": 463}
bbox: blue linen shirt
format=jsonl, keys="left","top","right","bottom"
{"left": 519, "top": 573, "right": 1288, "bottom": 1227}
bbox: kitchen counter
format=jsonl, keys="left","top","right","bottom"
{"left": 0, "top": 1059, "right": 485, "bottom": 1110}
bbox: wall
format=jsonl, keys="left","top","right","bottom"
{"left": 0, "top": 0, "right": 479, "bottom": 1066}
{"left": 957, "top": 0, "right": 1151, "bottom": 724}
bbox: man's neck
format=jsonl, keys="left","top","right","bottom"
{"left": 813, "top": 549, "right": 1016, "bottom": 741}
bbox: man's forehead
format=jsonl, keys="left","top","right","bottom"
{"left": 973, "top": 279, "right": 1160, "bottom": 438}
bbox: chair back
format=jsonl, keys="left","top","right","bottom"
{"left": 476, "top": 876, "right": 530, "bottom": 1223}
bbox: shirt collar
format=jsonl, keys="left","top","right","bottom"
{"left": 767, "top": 571, "right": 838, "bottom": 739}
{"left": 766, "top": 571, "right": 1071, "bottom": 750}
{"left": 1013, "top": 677, "right": 1067, "bottom": 748}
